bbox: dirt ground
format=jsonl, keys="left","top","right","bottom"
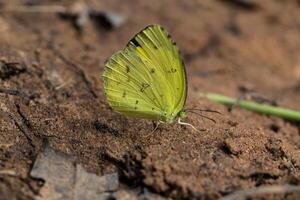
{"left": 0, "top": 0, "right": 300, "bottom": 199}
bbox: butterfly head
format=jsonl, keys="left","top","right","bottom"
{"left": 160, "top": 110, "right": 187, "bottom": 123}
{"left": 178, "top": 111, "right": 187, "bottom": 118}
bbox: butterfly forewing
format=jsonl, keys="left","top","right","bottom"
{"left": 102, "top": 24, "right": 187, "bottom": 122}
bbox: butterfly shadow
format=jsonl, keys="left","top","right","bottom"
{"left": 93, "top": 119, "right": 121, "bottom": 137}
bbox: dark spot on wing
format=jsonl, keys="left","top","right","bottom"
{"left": 131, "top": 38, "right": 141, "bottom": 47}
{"left": 140, "top": 83, "right": 150, "bottom": 92}
{"left": 167, "top": 68, "right": 177, "bottom": 73}
{"left": 152, "top": 107, "right": 155, "bottom": 110}
{"left": 140, "top": 31, "right": 146, "bottom": 37}
{"left": 135, "top": 100, "right": 139, "bottom": 104}
{"left": 134, "top": 106, "right": 137, "bottom": 110}
{"left": 122, "top": 91, "right": 126, "bottom": 98}
{"left": 126, "top": 66, "right": 130, "bottom": 73}
{"left": 153, "top": 45, "right": 158, "bottom": 49}
{"left": 150, "top": 68, "right": 155, "bottom": 73}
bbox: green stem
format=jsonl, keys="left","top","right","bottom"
{"left": 204, "top": 93, "right": 300, "bottom": 122}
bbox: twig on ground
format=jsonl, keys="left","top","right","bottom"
{"left": 0, "top": 2, "right": 125, "bottom": 29}
{"left": 48, "top": 43, "right": 98, "bottom": 98}
{"left": 219, "top": 184, "right": 300, "bottom": 200}
{"left": 203, "top": 93, "right": 300, "bottom": 122}
{"left": 1, "top": 5, "right": 66, "bottom": 13}
{"left": 0, "top": 170, "right": 18, "bottom": 177}
{"left": 0, "top": 87, "right": 32, "bottom": 100}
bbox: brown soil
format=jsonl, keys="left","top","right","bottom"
{"left": 1, "top": 0, "right": 300, "bottom": 199}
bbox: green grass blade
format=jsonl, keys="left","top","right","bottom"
{"left": 204, "top": 93, "right": 300, "bottom": 122}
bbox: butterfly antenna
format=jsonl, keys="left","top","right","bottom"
{"left": 184, "top": 108, "right": 221, "bottom": 114}
{"left": 177, "top": 118, "right": 206, "bottom": 133}
{"left": 186, "top": 110, "right": 217, "bottom": 123}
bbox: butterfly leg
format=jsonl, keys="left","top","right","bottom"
{"left": 177, "top": 118, "right": 206, "bottom": 132}
{"left": 151, "top": 121, "right": 161, "bottom": 133}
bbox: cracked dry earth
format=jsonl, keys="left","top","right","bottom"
{"left": 1, "top": 0, "right": 300, "bottom": 199}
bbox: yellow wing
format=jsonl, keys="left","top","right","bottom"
{"left": 102, "top": 24, "right": 187, "bottom": 122}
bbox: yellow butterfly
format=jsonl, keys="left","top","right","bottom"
{"left": 102, "top": 24, "right": 200, "bottom": 130}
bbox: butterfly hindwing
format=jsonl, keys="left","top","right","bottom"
{"left": 103, "top": 50, "right": 161, "bottom": 120}
{"left": 102, "top": 24, "right": 187, "bottom": 122}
